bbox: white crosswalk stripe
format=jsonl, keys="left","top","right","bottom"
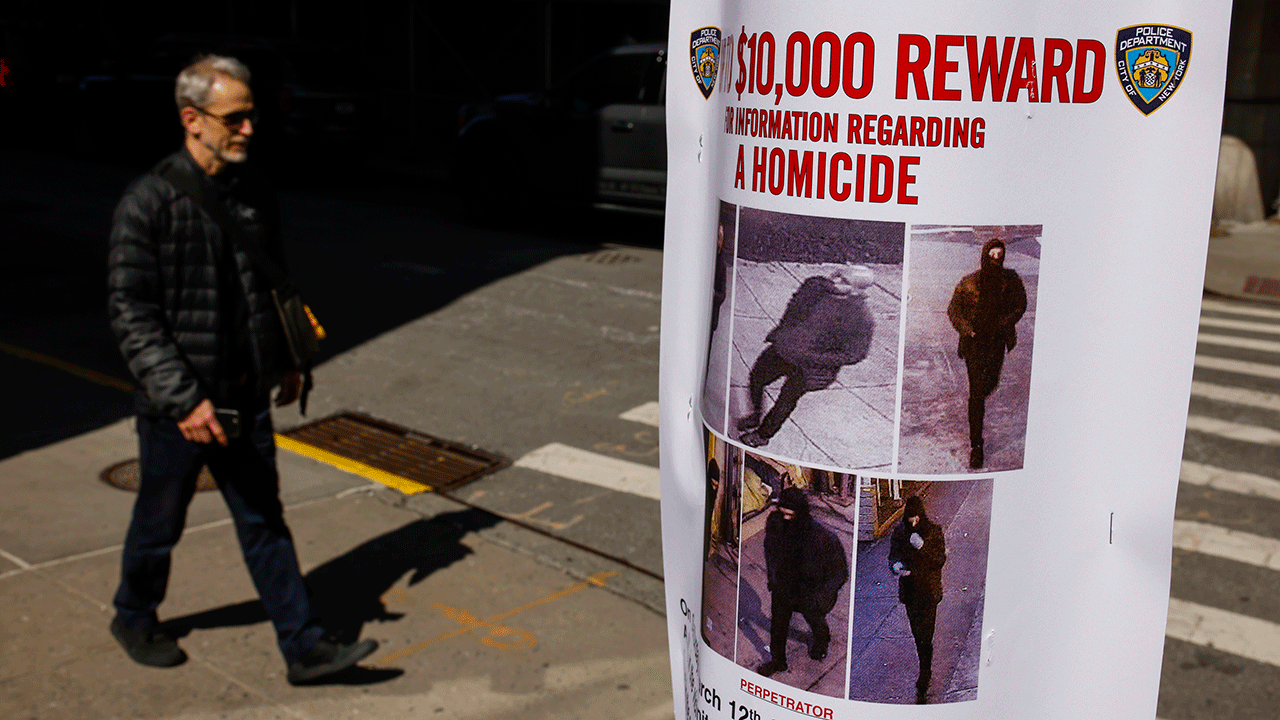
{"left": 512, "top": 405, "right": 662, "bottom": 500}
{"left": 619, "top": 401, "right": 660, "bottom": 428}
{"left": 1198, "top": 315, "right": 1280, "bottom": 335}
{"left": 1195, "top": 353, "right": 1280, "bottom": 379}
{"left": 1166, "top": 598, "right": 1280, "bottom": 668}
{"left": 1180, "top": 460, "right": 1280, "bottom": 502}
{"left": 1201, "top": 297, "right": 1280, "bottom": 320}
{"left": 1164, "top": 300, "right": 1280, "bottom": 699}
{"left": 1198, "top": 331, "right": 1280, "bottom": 354}
{"left": 1190, "top": 380, "right": 1280, "bottom": 411}
{"left": 1184, "top": 415, "right": 1280, "bottom": 445}
{"left": 1172, "top": 519, "right": 1280, "bottom": 571}
{"left": 515, "top": 443, "right": 660, "bottom": 500}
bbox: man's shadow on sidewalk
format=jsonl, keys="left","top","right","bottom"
{"left": 158, "top": 507, "right": 501, "bottom": 685}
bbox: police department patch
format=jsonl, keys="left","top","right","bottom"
{"left": 1115, "top": 24, "right": 1192, "bottom": 115}
{"left": 690, "top": 27, "right": 721, "bottom": 100}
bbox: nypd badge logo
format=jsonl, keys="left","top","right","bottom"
{"left": 1115, "top": 24, "right": 1193, "bottom": 115}
{"left": 690, "top": 27, "right": 721, "bottom": 100}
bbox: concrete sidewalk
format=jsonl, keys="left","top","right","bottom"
{"left": 0, "top": 419, "right": 672, "bottom": 720}
{"left": 1204, "top": 219, "right": 1280, "bottom": 304}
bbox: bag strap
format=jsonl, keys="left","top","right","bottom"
{"left": 157, "top": 160, "right": 294, "bottom": 294}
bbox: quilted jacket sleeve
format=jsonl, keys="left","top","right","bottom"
{"left": 107, "top": 177, "right": 205, "bottom": 420}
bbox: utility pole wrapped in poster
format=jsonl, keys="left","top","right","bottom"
{"left": 659, "top": 2, "right": 1230, "bottom": 717}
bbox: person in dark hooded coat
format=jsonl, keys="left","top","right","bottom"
{"left": 738, "top": 265, "right": 875, "bottom": 448}
{"left": 947, "top": 238, "right": 1026, "bottom": 468}
{"left": 889, "top": 495, "right": 947, "bottom": 703}
{"left": 756, "top": 488, "right": 849, "bottom": 677}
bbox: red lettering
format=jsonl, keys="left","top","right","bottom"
{"left": 1073, "top": 39, "right": 1106, "bottom": 103}
{"left": 892, "top": 116, "right": 908, "bottom": 145}
{"left": 1042, "top": 38, "right": 1073, "bottom": 102}
{"left": 932, "top": 35, "right": 963, "bottom": 100}
{"left": 812, "top": 32, "right": 841, "bottom": 97}
{"left": 1006, "top": 37, "right": 1039, "bottom": 102}
{"left": 752, "top": 146, "right": 767, "bottom": 191}
{"left": 909, "top": 116, "right": 925, "bottom": 146}
{"left": 899, "top": 156, "right": 919, "bottom": 204}
{"left": 768, "top": 148, "right": 785, "bottom": 194}
{"left": 896, "top": 34, "right": 931, "bottom": 99}
{"left": 870, "top": 155, "right": 893, "bottom": 203}
{"left": 786, "top": 32, "right": 810, "bottom": 96}
{"left": 788, "top": 150, "right": 814, "bottom": 197}
{"left": 735, "top": 145, "right": 746, "bottom": 189}
{"left": 843, "top": 33, "right": 874, "bottom": 99}
{"left": 847, "top": 113, "right": 862, "bottom": 143}
{"left": 830, "top": 152, "right": 851, "bottom": 200}
{"left": 966, "top": 36, "right": 1015, "bottom": 101}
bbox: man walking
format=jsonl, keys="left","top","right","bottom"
{"left": 889, "top": 496, "right": 946, "bottom": 704}
{"left": 738, "top": 265, "right": 875, "bottom": 448}
{"left": 756, "top": 488, "right": 849, "bottom": 677}
{"left": 947, "top": 238, "right": 1026, "bottom": 469}
{"left": 107, "top": 55, "right": 375, "bottom": 683}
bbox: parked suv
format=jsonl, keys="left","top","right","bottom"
{"left": 453, "top": 43, "right": 667, "bottom": 215}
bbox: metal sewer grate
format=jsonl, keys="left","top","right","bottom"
{"left": 1244, "top": 276, "right": 1280, "bottom": 298}
{"left": 580, "top": 250, "right": 641, "bottom": 265}
{"left": 100, "top": 459, "right": 218, "bottom": 493}
{"left": 279, "top": 411, "right": 508, "bottom": 493}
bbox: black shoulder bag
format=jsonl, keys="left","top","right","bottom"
{"left": 159, "top": 162, "right": 325, "bottom": 414}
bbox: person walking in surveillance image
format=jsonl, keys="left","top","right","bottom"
{"left": 737, "top": 265, "right": 875, "bottom": 448}
{"left": 947, "top": 238, "right": 1026, "bottom": 469}
{"left": 755, "top": 488, "right": 849, "bottom": 678}
{"left": 889, "top": 495, "right": 947, "bottom": 704}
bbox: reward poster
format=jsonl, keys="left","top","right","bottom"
{"left": 659, "top": 2, "right": 1230, "bottom": 718}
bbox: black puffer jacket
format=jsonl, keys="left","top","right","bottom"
{"left": 107, "top": 149, "right": 287, "bottom": 419}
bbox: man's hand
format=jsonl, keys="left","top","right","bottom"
{"left": 275, "top": 370, "right": 302, "bottom": 407}
{"left": 178, "top": 399, "right": 227, "bottom": 446}
{"left": 909, "top": 532, "right": 925, "bottom": 550}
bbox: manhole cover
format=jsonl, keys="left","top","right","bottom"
{"left": 279, "top": 412, "right": 508, "bottom": 493}
{"left": 100, "top": 459, "right": 217, "bottom": 493}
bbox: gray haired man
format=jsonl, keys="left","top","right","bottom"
{"left": 106, "top": 55, "right": 376, "bottom": 684}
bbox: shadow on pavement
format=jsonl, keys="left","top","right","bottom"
{"left": 157, "top": 508, "right": 503, "bottom": 679}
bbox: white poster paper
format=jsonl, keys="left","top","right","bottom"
{"left": 659, "top": 2, "right": 1231, "bottom": 718}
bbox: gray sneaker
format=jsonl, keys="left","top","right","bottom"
{"left": 287, "top": 637, "right": 379, "bottom": 685}
{"left": 110, "top": 617, "right": 187, "bottom": 667}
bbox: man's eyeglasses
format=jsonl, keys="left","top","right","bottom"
{"left": 193, "top": 106, "right": 259, "bottom": 129}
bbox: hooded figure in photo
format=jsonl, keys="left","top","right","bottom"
{"left": 947, "top": 238, "right": 1027, "bottom": 468}
{"left": 756, "top": 488, "right": 850, "bottom": 677}
{"left": 738, "top": 265, "right": 875, "bottom": 448}
{"left": 889, "top": 495, "right": 947, "bottom": 704}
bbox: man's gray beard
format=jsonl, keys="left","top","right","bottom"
{"left": 200, "top": 137, "right": 249, "bottom": 164}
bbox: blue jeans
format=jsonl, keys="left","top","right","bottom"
{"left": 112, "top": 402, "right": 324, "bottom": 664}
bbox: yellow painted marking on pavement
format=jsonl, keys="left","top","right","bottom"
{"left": 374, "top": 571, "right": 619, "bottom": 665}
{"left": 432, "top": 605, "right": 538, "bottom": 649}
{"left": 506, "top": 501, "right": 584, "bottom": 531}
{"left": 273, "top": 434, "right": 430, "bottom": 495}
{"left": 0, "top": 341, "right": 134, "bottom": 393}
